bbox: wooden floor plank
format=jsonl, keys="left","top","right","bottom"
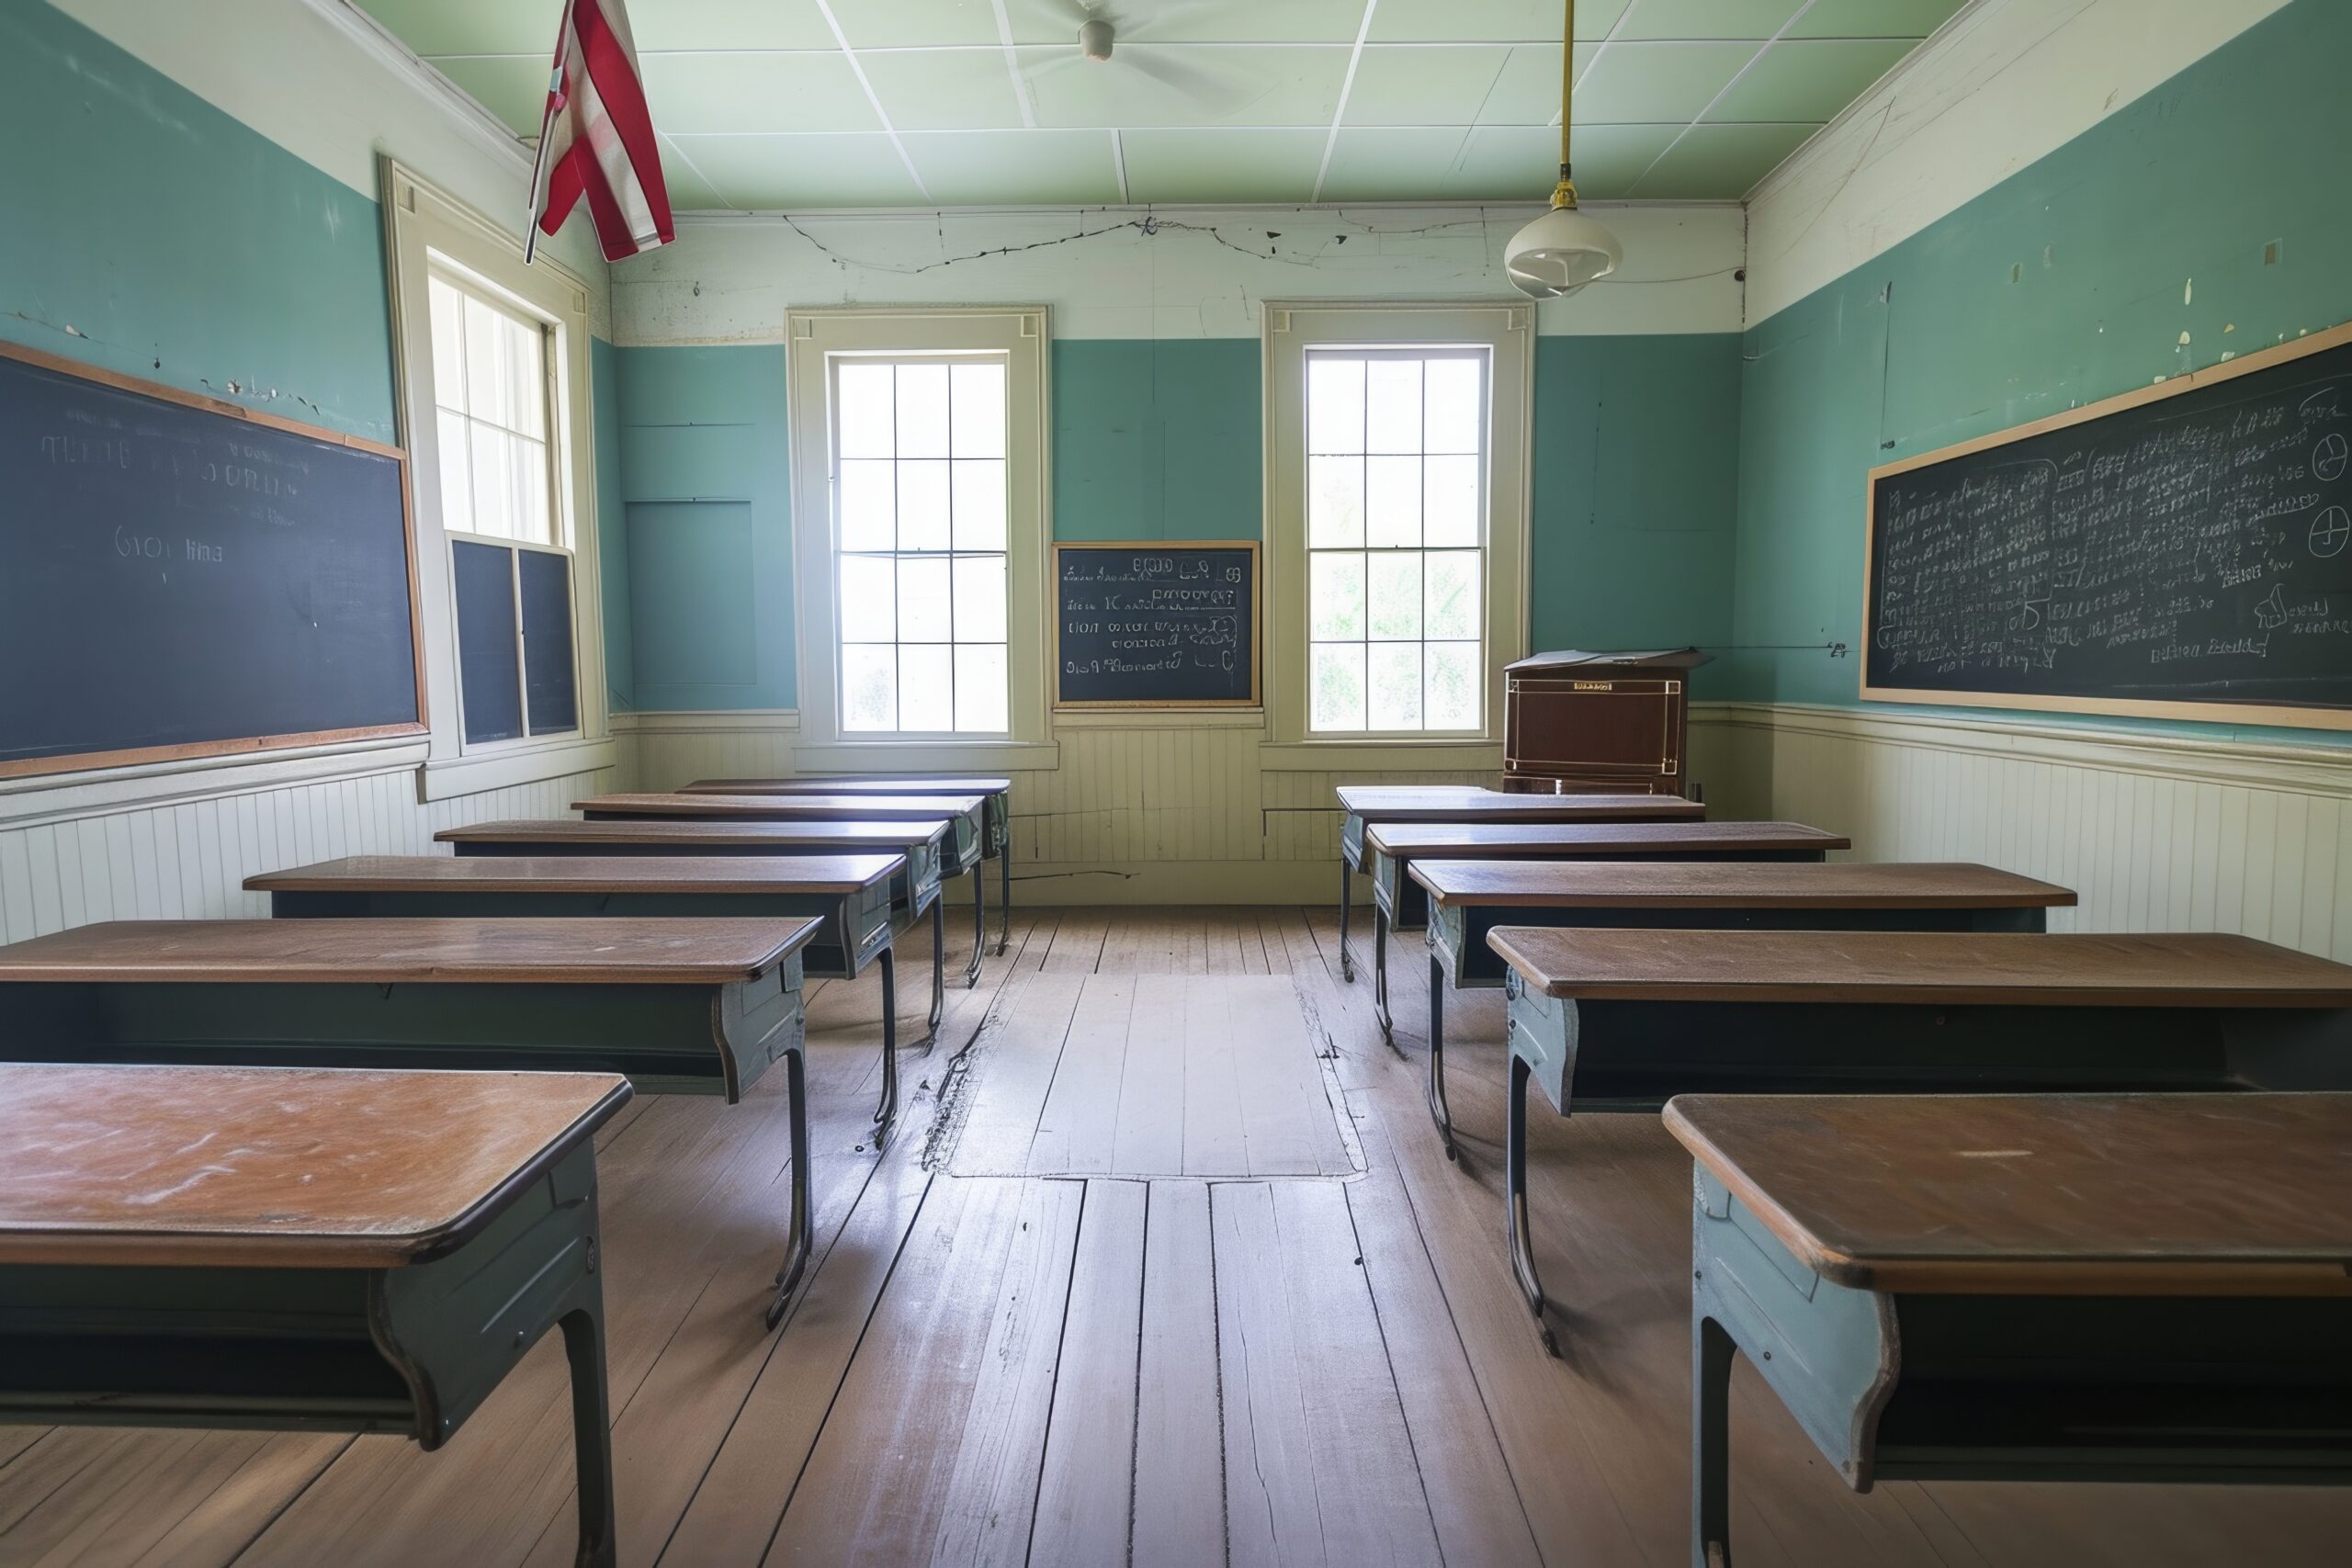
{"left": 1038, "top": 909, "right": 1109, "bottom": 974}
{"left": 0, "top": 1430, "right": 345, "bottom": 1567}
{"left": 1213, "top": 1181, "right": 1323, "bottom": 1568}
{"left": 1110, "top": 975, "right": 1188, "bottom": 1176}
{"left": 1026, "top": 976, "right": 1134, "bottom": 1177}
{"left": 1179, "top": 979, "right": 1247, "bottom": 1177}
{"left": 946, "top": 975, "right": 1084, "bottom": 1176}
{"left": 1228, "top": 976, "right": 1352, "bottom": 1178}
{"left": 1028, "top": 1179, "right": 1148, "bottom": 1568}
{"left": 1132, "top": 1181, "right": 1224, "bottom": 1568}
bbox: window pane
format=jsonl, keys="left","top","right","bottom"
{"left": 1424, "top": 358, "right": 1481, "bottom": 454}
{"left": 1308, "top": 456, "right": 1363, "bottom": 548}
{"left": 952, "top": 459, "right": 1007, "bottom": 550}
{"left": 955, "top": 643, "right": 1008, "bottom": 732}
{"left": 469, "top": 423, "right": 520, "bottom": 540}
{"left": 897, "top": 555, "right": 953, "bottom": 642}
{"left": 895, "top": 363, "right": 950, "bottom": 457}
{"left": 513, "top": 434, "right": 550, "bottom": 545}
{"left": 840, "top": 555, "right": 895, "bottom": 642}
{"left": 838, "top": 363, "right": 896, "bottom": 457}
{"left": 1426, "top": 642, "right": 1480, "bottom": 729}
{"left": 953, "top": 554, "right": 1007, "bottom": 642}
{"left": 1423, "top": 456, "right": 1479, "bottom": 547}
{"left": 951, "top": 362, "right": 1005, "bottom": 457}
{"left": 1425, "top": 550, "right": 1480, "bottom": 640}
{"left": 1306, "top": 356, "right": 1364, "bottom": 455}
{"left": 463, "top": 293, "right": 517, "bottom": 431}
{"left": 1366, "top": 457, "right": 1420, "bottom": 547}
{"left": 1368, "top": 642, "right": 1422, "bottom": 729}
{"left": 503, "top": 314, "right": 547, "bottom": 440}
{"left": 839, "top": 460, "right": 894, "bottom": 550}
{"left": 1309, "top": 551, "right": 1363, "bottom": 640}
{"left": 429, "top": 277, "right": 468, "bottom": 413}
{"left": 899, "top": 644, "right": 953, "bottom": 730}
{"left": 1367, "top": 552, "right": 1421, "bottom": 640}
{"left": 842, "top": 645, "right": 897, "bottom": 730}
{"left": 897, "top": 459, "right": 950, "bottom": 550}
{"left": 435, "top": 409, "right": 474, "bottom": 535}
{"left": 1310, "top": 643, "right": 1364, "bottom": 730}
{"left": 1365, "top": 359, "right": 1421, "bottom": 454}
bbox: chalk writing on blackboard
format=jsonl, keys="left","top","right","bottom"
{"left": 1054, "top": 543, "right": 1260, "bottom": 706}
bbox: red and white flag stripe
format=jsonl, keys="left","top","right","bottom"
{"left": 526, "top": 0, "right": 673, "bottom": 263}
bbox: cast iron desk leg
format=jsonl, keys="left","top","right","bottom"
{"left": 764, "top": 1046, "right": 813, "bottom": 1331}
{"left": 1428, "top": 954, "right": 1456, "bottom": 1160}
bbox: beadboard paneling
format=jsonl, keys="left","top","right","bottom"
{"left": 1699, "top": 704, "right": 2352, "bottom": 961}
{"left": 0, "top": 761, "right": 615, "bottom": 942}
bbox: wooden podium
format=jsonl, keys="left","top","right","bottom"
{"left": 1501, "top": 649, "right": 1709, "bottom": 796}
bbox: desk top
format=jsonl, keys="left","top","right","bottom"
{"left": 1335, "top": 786, "right": 1704, "bottom": 823}
{"left": 1487, "top": 929, "right": 2352, "bottom": 1007}
{"left": 575, "top": 792, "right": 982, "bottom": 821}
{"left": 1415, "top": 860, "right": 2075, "bottom": 909}
{"left": 681, "top": 775, "right": 1011, "bottom": 796}
{"left": 1665, "top": 1092, "right": 2352, "bottom": 1295}
{"left": 1365, "top": 820, "right": 1848, "bottom": 857}
{"left": 0, "top": 918, "right": 818, "bottom": 985}
{"left": 247, "top": 853, "right": 902, "bottom": 897}
{"left": 0, "top": 1064, "right": 630, "bottom": 1269}
{"left": 440, "top": 818, "right": 950, "bottom": 851}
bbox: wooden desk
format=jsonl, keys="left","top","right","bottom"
{"left": 682, "top": 776, "right": 1015, "bottom": 957}
{"left": 1411, "top": 862, "right": 2075, "bottom": 1159}
{"left": 0, "top": 1063, "right": 631, "bottom": 1566}
{"left": 1331, "top": 785, "right": 1704, "bottom": 983}
{"left": 0, "top": 918, "right": 824, "bottom": 1329}
{"left": 440, "top": 818, "right": 952, "bottom": 1034}
{"left": 1665, "top": 1092, "right": 2352, "bottom": 1568}
{"left": 1488, "top": 929, "right": 2352, "bottom": 1349}
{"left": 578, "top": 793, "right": 991, "bottom": 987}
{"left": 1361, "top": 818, "right": 1849, "bottom": 1039}
{"left": 247, "top": 854, "right": 920, "bottom": 1145}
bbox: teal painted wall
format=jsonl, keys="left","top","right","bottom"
{"left": 1052, "top": 340, "right": 1261, "bottom": 541}
{"left": 1728, "top": 0, "right": 2352, "bottom": 743}
{"left": 613, "top": 333, "right": 1737, "bottom": 709}
{"left": 0, "top": 0, "right": 394, "bottom": 443}
{"left": 592, "top": 337, "right": 633, "bottom": 711}
{"left": 616, "top": 344, "right": 796, "bottom": 711}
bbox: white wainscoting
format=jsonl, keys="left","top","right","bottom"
{"left": 0, "top": 759, "right": 615, "bottom": 942}
{"left": 1694, "top": 704, "right": 2352, "bottom": 960}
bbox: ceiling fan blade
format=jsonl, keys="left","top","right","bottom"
{"left": 1124, "top": 49, "right": 1250, "bottom": 113}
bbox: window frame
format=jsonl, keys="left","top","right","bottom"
{"left": 787, "top": 307, "right": 1055, "bottom": 770}
{"left": 1262, "top": 302, "right": 1532, "bottom": 766}
{"left": 382, "top": 158, "right": 610, "bottom": 797}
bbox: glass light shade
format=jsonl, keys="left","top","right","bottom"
{"left": 1504, "top": 204, "right": 1623, "bottom": 299}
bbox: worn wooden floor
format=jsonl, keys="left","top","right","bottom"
{"left": 6, "top": 905, "right": 2351, "bottom": 1567}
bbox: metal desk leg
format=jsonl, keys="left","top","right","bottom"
{"left": 1338, "top": 857, "right": 1355, "bottom": 982}
{"left": 764, "top": 1046, "right": 812, "bottom": 1331}
{"left": 873, "top": 949, "right": 899, "bottom": 1148}
{"left": 928, "top": 899, "right": 946, "bottom": 1037}
{"left": 1373, "top": 908, "right": 1400, "bottom": 1049}
{"left": 1427, "top": 955, "right": 1456, "bottom": 1161}
{"left": 997, "top": 840, "right": 1012, "bottom": 956}
{"left": 1693, "top": 1315, "right": 1737, "bottom": 1568}
{"left": 966, "top": 869, "right": 986, "bottom": 987}
{"left": 559, "top": 1305, "right": 619, "bottom": 1568}
{"left": 1507, "top": 1052, "right": 1557, "bottom": 1355}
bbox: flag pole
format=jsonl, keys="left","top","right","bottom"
{"left": 523, "top": 50, "right": 563, "bottom": 264}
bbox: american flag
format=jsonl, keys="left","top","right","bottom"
{"left": 526, "top": 0, "right": 673, "bottom": 263}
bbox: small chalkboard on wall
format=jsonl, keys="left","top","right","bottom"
{"left": 1054, "top": 542, "right": 1260, "bottom": 708}
{"left": 1861, "top": 321, "right": 2352, "bottom": 728}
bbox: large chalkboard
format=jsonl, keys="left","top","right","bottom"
{"left": 1054, "top": 542, "right": 1259, "bottom": 707}
{"left": 0, "top": 344, "right": 424, "bottom": 777}
{"left": 1862, "top": 324, "right": 2352, "bottom": 728}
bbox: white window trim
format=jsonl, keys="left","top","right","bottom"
{"left": 1261, "top": 301, "right": 1531, "bottom": 771}
{"left": 787, "top": 307, "right": 1058, "bottom": 773}
{"left": 381, "top": 156, "right": 612, "bottom": 800}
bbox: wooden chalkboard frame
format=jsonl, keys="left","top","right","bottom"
{"left": 1859, "top": 319, "right": 2352, "bottom": 730}
{"left": 1051, "top": 540, "right": 1262, "bottom": 710}
{"left": 0, "top": 340, "right": 429, "bottom": 779}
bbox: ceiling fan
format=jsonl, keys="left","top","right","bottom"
{"left": 1027, "top": 1, "right": 1248, "bottom": 110}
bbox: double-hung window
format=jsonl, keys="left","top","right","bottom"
{"left": 788, "top": 309, "right": 1050, "bottom": 763}
{"left": 1266, "top": 304, "right": 1531, "bottom": 752}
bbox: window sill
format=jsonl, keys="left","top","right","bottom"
{"left": 1053, "top": 708, "right": 1267, "bottom": 731}
{"left": 420, "top": 736, "right": 618, "bottom": 801}
{"left": 792, "top": 738, "right": 1061, "bottom": 773}
{"left": 1257, "top": 739, "right": 1504, "bottom": 773}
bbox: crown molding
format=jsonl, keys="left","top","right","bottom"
{"left": 293, "top": 0, "right": 537, "bottom": 182}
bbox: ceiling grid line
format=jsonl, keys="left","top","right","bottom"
{"left": 1624, "top": 0, "right": 1823, "bottom": 197}
{"left": 986, "top": 0, "right": 1036, "bottom": 130}
{"left": 808, "top": 0, "right": 931, "bottom": 202}
{"left": 658, "top": 130, "right": 736, "bottom": 212}
{"left": 1310, "top": 0, "right": 1383, "bottom": 203}
{"left": 1111, "top": 130, "right": 1130, "bottom": 203}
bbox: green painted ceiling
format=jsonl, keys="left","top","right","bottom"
{"left": 353, "top": 0, "right": 1966, "bottom": 208}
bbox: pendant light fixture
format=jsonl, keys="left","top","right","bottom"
{"left": 1505, "top": 0, "right": 1621, "bottom": 298}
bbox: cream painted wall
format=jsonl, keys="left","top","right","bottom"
{"left": 1744, "top": 0, "right": 2290, "bottom": 326}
